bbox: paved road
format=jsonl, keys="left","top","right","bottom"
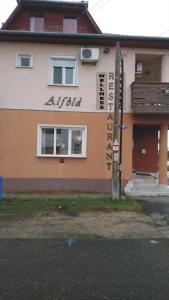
{"left": 137, "top": 196, "right": 169, "bottom": 238}
{"left": 0, "top": 238, "right": 169, "bottom": 300}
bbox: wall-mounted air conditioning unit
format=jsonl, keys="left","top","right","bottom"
{"left": 80, "top": 48, "right": 99, "bottom": 63}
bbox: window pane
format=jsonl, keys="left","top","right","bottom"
{"left": 65, "top": 67, "right": 73, "bottom": 84}
{"left": 71, "top": 130, "right": 82, "bottom": 154}
{"left": 56, "top": 129, "right": 68, "bottom": 155}
{"left": 30, "top": 17, "right": 44, "bottom": 31}
{"left": 53, "top": 67, "right": 62, "bottom": 84}
{"left": 20, "top": 57, "right": 30, "bottom": 67}
{"left": 50, "top": 57, "right": 76, "bottom": 85}
{"left": 63, "top": 18, "right": 77, "bottom": 33}
{"left": 41, "top": 128, "right": 54, "bottom": 154}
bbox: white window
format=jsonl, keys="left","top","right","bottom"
{"left": 49, "top": 56, "right": 77, "bottom": 86}
{"left": 37, "top": 125, "right": 87, "bottom": 157}
{"left": 16, "top": 54, "right": 33, "bottom": 68}
{"left": 30, "top": 17, "right": 44, "bottom": 31}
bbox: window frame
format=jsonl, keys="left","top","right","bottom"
{"left": 63, "top": 17, "right": 77, "bottom": 33}
{"left": 49, "top": 55, "right": 78, "bottom": 86}
{"left": 37, "top": 124, "right": 87, "bottom": 158}
{"left": 30, "top": 16, "right": 44, "bottom": 32}
{"left": 16, "top": 53, "right": 33, "bottom": 68}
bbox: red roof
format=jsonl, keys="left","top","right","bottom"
{"left": 1, "top": 0, "right": 101, "bottom": 34}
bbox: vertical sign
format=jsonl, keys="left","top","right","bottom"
{"left": 96, "top": 72, "right": 115, "bottom": 111}
{"left": 106, "top": 114, "right": 114, "bottom": 171}
{"left": 96, "top": 73, "right": 107, "bottom": 110}
{"left": 107, "top": 72, "right": 115, "bottom": 111}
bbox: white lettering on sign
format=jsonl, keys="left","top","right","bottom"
{"left": 96, "top": 72, "right": 115, "bottom": 111}
{"left": 96, "top": 72, "right": 107, "bottom": 110}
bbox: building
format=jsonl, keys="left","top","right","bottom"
{"left": 0, "top": 0, "right": 169, "bottom": 195}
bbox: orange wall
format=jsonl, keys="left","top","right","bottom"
{"left": 0, "top": 110, "right": 168, "bottom": 181}
{"left": 0, "top": 110, "right": 111, "bottom": 179}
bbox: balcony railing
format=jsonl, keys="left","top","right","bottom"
{"left": 131, "top": 82, "right": 169, "bottom": 114}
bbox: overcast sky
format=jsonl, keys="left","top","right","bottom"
{"left": 1, "top": 0, "right": 169, "bottom": 37}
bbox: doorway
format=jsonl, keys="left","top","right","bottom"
{"left": 133, "top": 125, "right": 159, "bottom": 173}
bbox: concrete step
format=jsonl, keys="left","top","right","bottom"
{"left": 124, "top": 178, "right": 169, "bottom": 196}
{"left": 132, "top": 177, "right": 158, "bottom": 185}
{"left": 125, "top": 190, "right": 169, "bottom": 196}
{"left": 133, "top": 183, "right": 158, "bottom": 188}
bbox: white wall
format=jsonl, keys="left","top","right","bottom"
{"left": 1, "top": 42, "right": 169, "bottom": 113}
{"left": 0, "top": 42, "right": 115, "bottom": 112}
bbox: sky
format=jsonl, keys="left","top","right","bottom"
{"left": 0, "top": 0, "right": 169, "bottom": 37}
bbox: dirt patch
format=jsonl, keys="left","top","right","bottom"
{"left": 0, "top": 211, "right": 161, "bottom": 238}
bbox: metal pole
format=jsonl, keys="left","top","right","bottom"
{"left": 119, "top": 56, "right": 124, "bottom": 200}
{"left": 112, "top": 42, "right": 120, "bottom": 200}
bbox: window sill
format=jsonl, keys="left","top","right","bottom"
{"left": 37, "top": 154, "right": 86, "bottom": 158}
{"left": 16, "top": 66, "right": 33, "bottom": 69}
{"left": 48, "top": 83, "right": 78, "bottom": 87}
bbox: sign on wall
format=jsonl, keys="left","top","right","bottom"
{"left": 106, "top": 113, "right": 114, "bottom": 171}
{"left": 44, "top": 96, "right": 83, "bottom": 108}
{"left": 96, "top": 72, "right": 107, "bottom": 110}
{"left": 96, "top": 72, "right": 115, "bottom": 111}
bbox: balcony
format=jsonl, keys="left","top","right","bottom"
{"left": 131, "top": 82, "right": 169, "bottom": 114}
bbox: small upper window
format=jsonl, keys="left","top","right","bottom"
{"left": 63, "top": 17, "right": 77, "bottom": 33}
{"left": 49, "top": 56, "right": 77, "bottom": 86}
{"left": 30, "top": 17, "right": 44, "bottom": 32}
{"left": 16, "top": 54, "right": 32, "bottom": 68}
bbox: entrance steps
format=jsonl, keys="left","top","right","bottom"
{"left": 124, "top": 173, "right": 169, "bottom": 196}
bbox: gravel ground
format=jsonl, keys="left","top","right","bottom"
{"left": 0, "top": 211, "right": 161, "bottom": 238}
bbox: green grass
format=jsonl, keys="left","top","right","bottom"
{"left": 0, "top": 196, "right": 142, "bottom": 213}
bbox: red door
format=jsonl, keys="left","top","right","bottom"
{"left": 133, "top": 126, "right": 158, "bottom": 173}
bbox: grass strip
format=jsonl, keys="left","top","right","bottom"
{"left": 0, "top": 197, "right": 142, "bottom": 213}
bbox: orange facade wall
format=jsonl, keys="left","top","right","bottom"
{"left": 0, "top": 110, "right": 112, "bottom": 180}
{"left": 0, "top": 110, "right": 168, "bottom": 190}
{"left": 0, "top": 109, "right": 135, "bottom": 184}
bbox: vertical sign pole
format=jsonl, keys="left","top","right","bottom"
{"left": 112, "top": 42, "right": 120, "bottom": 200}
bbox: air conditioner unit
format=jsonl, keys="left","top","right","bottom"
{"left": 80, "top": 48, "right": 99, "bottom": 63}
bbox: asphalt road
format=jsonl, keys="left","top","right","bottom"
{"left": 0, "top": 238, "right": 169, "bottom": 300}
{"left": 137, "top": 196, "right": 169, "bottom": 237}
{"left": 137, "top": 197, "right": 169, "bottom": 220}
